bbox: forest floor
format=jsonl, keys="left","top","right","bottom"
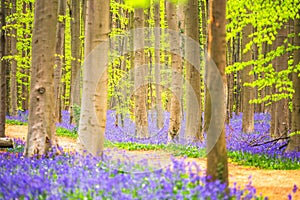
{"left": 4, "top": 124, "right": 300, "bottom": 200}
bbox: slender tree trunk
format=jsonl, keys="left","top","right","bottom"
{"left": 184, "top": 0, "right": 202, "bottom": 141}
{"left": 200, "top": 0, "right": 208, "bottom": 47}
{"left": 134, "top": 8, "right": 149, "bottom": 138}
{"left": 10, "top": 0, "right": 18, "bottom": 116}
{"left": 286, "top": 14, "right": 300, "bottom": 152}
{"left": 166, "top": 1, "right": 182, "bottom": 142}
{"left": 206, "top": 0, "right": 229, "bottom": 184}
{"left": 241, "top": 23, "right": 254, "bottom": 133}
{"left": 20, "top": 2, "right": 29, "bottom": 111}
{"left": 70, "top": 0, "right": 81, "bottom": 124}
{"left": 54, "top": 0, "right": 66, "bottom": 123}
{"left": 0, "top": 0, "right": 7, "bottom": 138}
{"left": 4, "top": 2, "right": 10, "bottom": 116}
{"left": 227, "top": 72, "right": 234, "bottom": 121}
{"left": 76, "top": 0, "right": 110, "bottom": 156}
{"left": 270, "top": 23, "right": 289, "bottom": 138}
{"left": 24, "top": 0, "right": 59, "bottom": 157}
{"left": 154, "top": 3, "right": 164, "bottom": 129}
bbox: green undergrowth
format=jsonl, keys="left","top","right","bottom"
{"left": 5, "top": 119, "right": 27, "bottom": 125}
{"left": 5, "top": 123, "right": 300, "bottom": 170}
{"left": 56, "top": 127, "right": 78, "bottom": 139}
{"left": 105, "top": 141, "right": 206, "bottom": 158}
{"left": 227, "top": 151, "right": 300, "bottom": 170}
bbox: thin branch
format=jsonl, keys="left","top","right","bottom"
{"left": 250, "top": 136, "right": 290, "bottom": 147}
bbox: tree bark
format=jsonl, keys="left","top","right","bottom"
{"left": 241, "top": 23, "right": 254, "bottom": 133}
{"left": 24, "top": 0, "right": 59, "bottom": 157}
{"left": 270, "top": 23, "right": 289, "bottom": 138}
{"left": 0, "top": 0, "right": 7, "bottom": 138}
{"left": 134, "top": 8, "right": 149, "bottom": 138}
{"left": 0, "top": 138, "right": 13, "bottom": 148}
{"left": 154, "top": 3, "right": 164, "bottom": 130}
{"left": 166, "top": 1, "right": 182, "bottom": 142}
{"left": 54, "top": 0, "right": 66, "bottom": 123}
{"left": 76, "top": 0, "right": 110, "bottom": 156}
{"left": 206, "top": 0, "right": 229, "bottom": 184}
{"left": 286, "top": 13, "right": 300, "bottom": 152}
{"left": 10, "top": 0, "right": 18, "bottom": 116}
{"left": 70, "top": 0, "right": 82, "bottom": 124}
{"left": 184, "top": 0, "right": 202, "bottom": 142}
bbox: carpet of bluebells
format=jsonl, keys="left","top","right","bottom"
{"left": 1, "top": 110, "right": 299, "bottom": 199}
{"left": 1, "top": 144, "right": 262, "bottom": 200}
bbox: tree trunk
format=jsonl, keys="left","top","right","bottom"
{"left": 241, "top": 23, "right": 254, "bottom": 133}
{"left": 166, "top": 1, "right": 182, "bottom": 142}
{"left": 206, "top": 0, "right": 229, "bottom": 184}
{"left": 200, "top": 0, "right": 208, "bottom": 47}
{"left": 76, "top": 0, "right": 110, "bottom": 156}
{"left": 134, "top": 8, "right": 149, "bottom": 138}
{"left": 70, "top": 0, "right": 82, "bottom": 124}
{"left": 270, "top": 23, "right": 289, "bottom": 138}
{"left": 0, "top": 0, "right": 7, "bottom": 138}
{"left": 154, "top": 3, "right": 164, "bottom": 129}
{"left": 10, "top": 0, "right": 18, "bottom": 116}
{"left": 24, "top": 0, "right": 59, "bottom": 157}
{"left": 286, "top": 14, "right": 300, "bottom": 152}
{"left": 20, "top": 2, "right": 30, "bottom": 111}
{"left": 54, "top": 0, "right": 66, "bottom": 123}
{"left": 184, "top": 0, "right": 202, "bottom": 142}
{"left": 0, "top": 138, "right": 13, "bottom": 148}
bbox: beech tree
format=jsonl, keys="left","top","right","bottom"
{"left": 286, "top": 13, "right": 300, "bottom": 152}
{"left": 154, "top": 2, "right": 164, "bottom": 130}
{"left": 166, "top": 0, "right": 182, "bottom": 142}
{"left": 184, "top": 0, "right": 202, "bottom": 141}
{"left": 241, "top": 23, "right": 254, "bottom": 133}
{"left": 76, "top": 0, "right": 110, "bottom": 156}
{"left": 134, "top": 8, "right": 149, "bottom": 138}
{"left": 270, "top": 23, "right": 290, "bottom": 138}
{"left": 206, "top": 0, "right": 229, "bottom": 184}
{"left": 0, "top": 0, "right": 6, "bottom": 138}
{"left": 10, "top": 0, "right": 18, "bottom": 116}
{"left": 54, "top": 0, "right": 66, "bottom": 122}
{"left": 24, "top": 0, "right": 58, "bottom": 157}
{"left": 69, "top": 0, "right": 82, "bottom": 123}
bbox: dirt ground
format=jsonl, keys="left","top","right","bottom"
{"left": 4, "top": 125, "right": 300, "bottom": 200}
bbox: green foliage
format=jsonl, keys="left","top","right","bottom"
{"left": 289, "top": 131, "right": 300, "bottom": 137}
{"left": 124, "top": 0, "right": 151, "bottom": 9}
{"left": 226, "top": 0, "right": 300, "bottom": 106}
{"left": 124, "top": 0, "right": 187, "bottom": 9}
{"left": 3, "top": 0, "right": 34, "bottom": 110}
